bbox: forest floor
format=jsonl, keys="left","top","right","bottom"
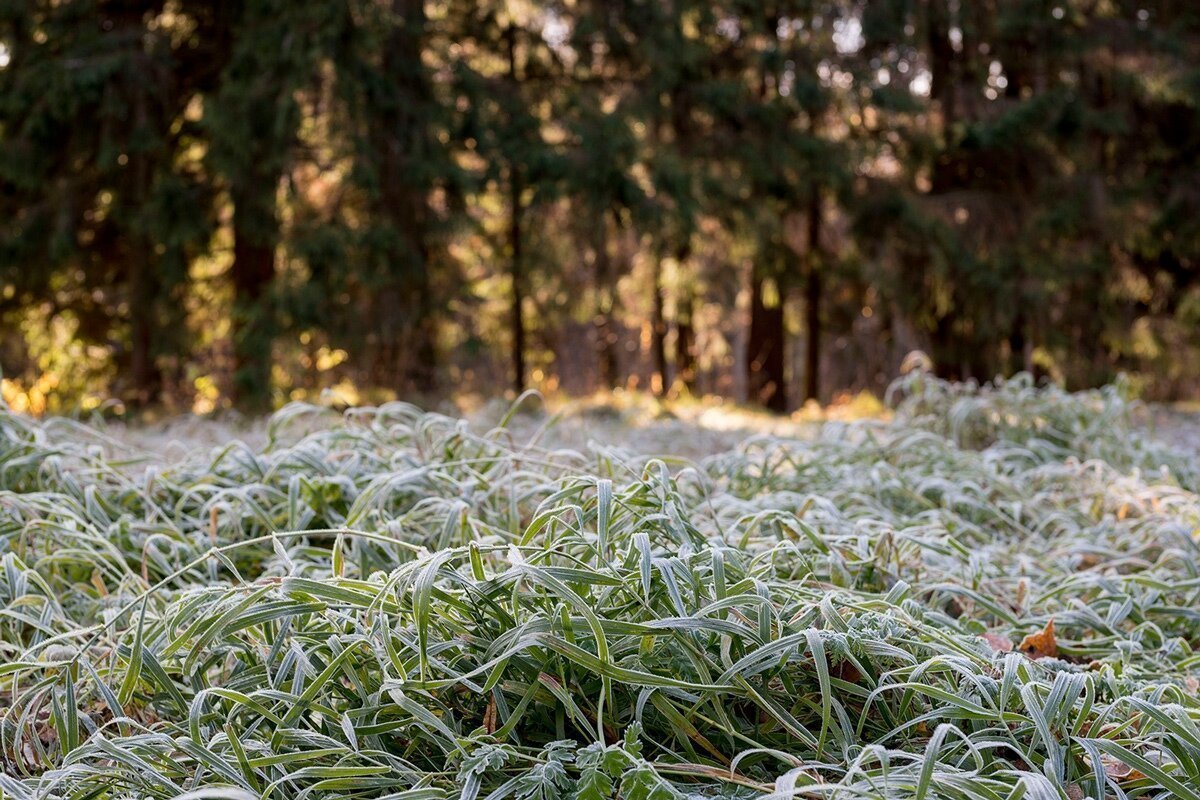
{"left": 1147, "top": 403, "right": 1200, "bottom": 454}
{"left": 5, "top": 377, "right": 1200, "bottom": 797}
{"left": 101, "top": 390, "right": 1200, "bottom": 462}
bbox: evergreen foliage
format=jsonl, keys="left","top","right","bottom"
{"left": 1, "top": 2, "right": 1198, "bottom": 410}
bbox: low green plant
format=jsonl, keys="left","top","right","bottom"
{"left": 1, "top": 377, "right": 1198, "bottom": 799}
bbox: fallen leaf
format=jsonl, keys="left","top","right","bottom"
{"left": 983, "top": 632, "right": 1013, "bottom": 653}
{"left": 1017, "top": 618, "right": 1057, "bottom": 660}
{"left": 1065, "top": 784, "right": 1085, "bottom": 800}
{"left": 1185, "top": 676, "right": 1198, "bottom": 695}
{"left": 483, "top": 695, "right": 498, "bottom": 734}
{"left": 832, "top": 660, "right": 862, "bottom": 684}
{"left": 1100, "top": 754, "right": 1145, "bottom": 782}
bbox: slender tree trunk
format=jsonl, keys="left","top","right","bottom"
{"left": 673, "top": 244, "right": 696, "bottom": 393}
{"left": 510, "top": 166, "right": 526, "bottom": 393}
{"left": 675, "top": 290, "right": 696, "bottom": 394}
{"left": 128, "top": 247, "right": 159, "bottom": 408}
{"left": 928, "top": 0, "right": 956, "bottom": 133}
{"left": 507, "top": 25, "right": 526, "bottom": 394}
{"left": 930, "top": 315, "right": 959, "bottom": 380}
{"left": 1009, "top": 275, "right": 1029, "bottom": 376}
{"left": 126, "top": 82, "right": 160, "bottom": 409}
{"left": 231, "top": 200, "right": 276, "bottom": 411}
{"left": 927, "top": 0, "right": 958, "bottom": 193}
{"left": 127, "top": 247, "right": 160, "bottom": 410}
{"left": 803, "top": 194, "right": 822, "bottom": 403}
{"left": 803, "top": 270, "right": 821, "bottom": 404}
{"left": 747, "top": 270, "right": 787, "bottom": 413}
{"left": 375, "top": 0, "right": 436, "bottom": 392}
{"left": 127, "top": 169, "right": 159, "bottom": 406}
{"left": 593, "top": 213, "right": 618, "bottom": 390}
{"left": 650, "top": 243, "right": 667, "bottom": 396}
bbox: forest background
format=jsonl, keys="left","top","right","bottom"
{"left": 2, "top": 0, "right": 1198, "bottom": 415}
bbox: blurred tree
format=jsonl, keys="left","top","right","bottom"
{"left": 204, "top": 1, "right": 346, "bottom": 410}
{"left": 327, "top": 0, "right": 457, "bottom": 394}
{"left": 0, "top": 0, "right": 214, "bottom": 408}
{"left": 452, "top": 1, "right": 563, "bottom": 394}
{"left": 582, "top": 0, "right": 709, "bottom": 397}
{"left": 703, "top": 2, "right": 856, "bottom": 409}
{"left": 1, "top": 0, "right": 1199, "bottom": 412}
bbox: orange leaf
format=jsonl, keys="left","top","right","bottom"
{"left": 1017, "top": 618, "right": 1057, "bottom": 660}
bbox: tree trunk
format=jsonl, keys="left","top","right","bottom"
{"left": 747, "top": 271, "right": 787, "bottom": 413}
{"left": 673, "top": 244, "right": 696, "bottom": 394}
{"left": 675, "top": 289, "right": 696, "bottom": 394}
{"left": 507, "top": 25, "right": 526, "bottom": 394}
{"left": 374, "top": 0, "right": 436, "bottom": 392}
{"left": 510, "top": 165, "right": 526, "bottom": 393}
{"left": 126, "top": 80, "right": 160, "bottom": 409}
{"left": 127, "top": 246, "right": 159, "bottom": 408}
{"left": 927, "top": 0, "right": 956, "bottom": 135}
{"left": 650, "top": 244, "right": 667, "bottom": 396}
{"left": 593, "top": 213, "right": 619, "bottom": 390}
{"left": 803, "top": 194, "right": 822, "bottom": 403}
{"left": 803, "top": 270, "right": 821, "bottom": 404}
{"left": 230, "top": 197, "right": 276, "bottom": 412}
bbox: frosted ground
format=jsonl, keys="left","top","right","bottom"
{"left": 1, "top": 374, "right": 1199, "bottom": 799}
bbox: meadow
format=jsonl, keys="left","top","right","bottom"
{"left": 1, "top": 373, "right": 1199, "bottom": 800}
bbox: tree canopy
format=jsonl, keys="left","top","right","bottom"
{"left": 1, "top": 0, "right": 1198, "bottom": 413}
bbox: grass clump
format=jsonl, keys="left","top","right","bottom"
{"left": 1, "top": 376, "right": 1199, "bottom": 799}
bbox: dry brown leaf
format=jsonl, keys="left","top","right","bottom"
{"left": 1064, "top": 784, "right": 1085, "bottom": 800}
{"left": 832, "top": 660, "right": 862, "bottom": 684}
{"left": 983, "top": 632, "right": 1013, "bottom": 653}
{"left": 1185, "top": 676, "right": 1199, "bottom": 695}
{"left": 1100, "top": 754, "right": 1145, "bottom": 782}
{"left": 483, "top": 695, "right": 498, "bottom": 734}
{"left": 1017, "top": 618, "right": 1058, "bottom": 660}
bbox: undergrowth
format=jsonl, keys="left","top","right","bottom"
{"left": 1, "top": 373, "right": 1198, "bottom": 799}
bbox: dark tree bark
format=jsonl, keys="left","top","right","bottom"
{"left": 927, "top": 0, "right": 959, "bottom": 193}
{"left": 126, "top": 147, "right": 160, "bottom": 408}
{"left": 510, "top": 165, "right": 526, "bottom": 393}
{"left": 747, "top": 271, "right": 787, "bottom": 413}
{"left": 650, "top": 244, "right": 668, "bottom": 396}
{"left": 673, "top": 243, "right": 696, "bottom": 394}
{"left": 507, "top": 24, "right": 526, "bottom": 394}
{"left": 675, "top": 289, "right": 696, "bottom": 394}
{"left": 127, "top": 244, "right": 160, "bottom": 408}
{"left": 369, "top": 0, "right": 437, "bottom": 391}
{"left": 230, "top": 198, "right": 276, "bottom": 411}
{"left": 593, "top": 213, "right": 619, "bottom": 390}
{"left": 121, "top": 33, "right": 162, "bottom": 410}
{"left": 803, "top": 194, "right": 822, "bottom": 403}
{"left": 927, "top": 0, "right": 956, "bottom": 132}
